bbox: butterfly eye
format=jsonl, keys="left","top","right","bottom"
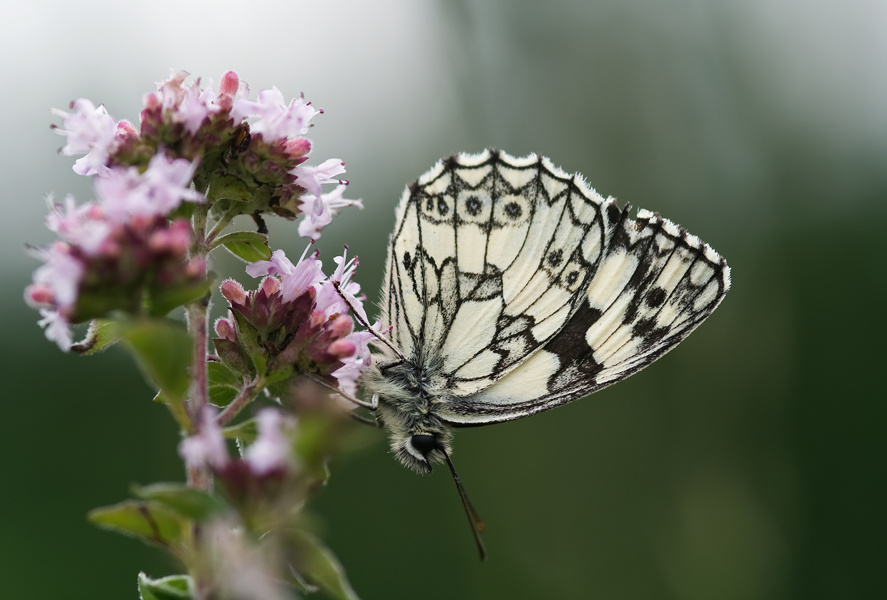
{"left": 410, "top": 434, "right": 439, "bottom": 458}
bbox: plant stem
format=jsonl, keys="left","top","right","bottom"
{"left": 186, "top": 203, "right": 212, "bottom": 490}
{"left": 186, "top": 299, "right": 209, "bottom": 423}
{"left": 205, "top": 207, "right": 239, "bottom": 247}
{"left": 217, "top": 377, "right": 264, "bottom": 426}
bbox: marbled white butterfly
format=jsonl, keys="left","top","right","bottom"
{"left": 358, "top": 149, "right": 731, "bottom": 557}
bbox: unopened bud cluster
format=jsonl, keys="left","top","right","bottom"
{"left": 214, "top": 249, "right": 375, "bottom": 397}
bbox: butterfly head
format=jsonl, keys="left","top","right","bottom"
{"left": 385, "top": 420, "right": 453, "bottom": 473}
{"left": 374, "top": 398, "right": 453, "bottom": 472}
{"left": 405, "top": 433, "right": 447, "bottom": 473}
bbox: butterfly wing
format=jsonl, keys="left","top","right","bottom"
{"left": 381, "top": 149, "right": 621, "bottom": 382}
{"left": 438, "top": 206, "right": 731, "bottom": 424}
{"left": 380, "top": 149, "right": 730, "bottom": 425}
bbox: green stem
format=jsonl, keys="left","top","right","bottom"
{"left": 217, "top": 376, "right": 265, "bottom": 426}
{"left": 205, "top": 206, "right": 239, "bottom": 248}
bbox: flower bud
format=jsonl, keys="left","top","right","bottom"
{"left": 214, "top": 316, "right": 237, "bottom": 341}
{"left": 184, "top": 257, "right": 206, "bottom": 278}
{"left": 327, "top": 314, "right": 353, "bottom": 339}
{"left": 217, "top": 71, "right": 241, "bottom": 111}
{"left": 25, "top": 283, "right": 55, "bottom": 306}
{"left": 326, "top": 338, "right": 356, "bottom": 360}
{"left": 259, "top": 276, "right": 280, "bottom": 296}
{"left": 283, "top": 137, "right": 311, "bottom": 160}
{"left": 220, "top": 279, "right": 248, "bottom": 306}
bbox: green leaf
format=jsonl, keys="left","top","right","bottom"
{"left": 207, "top": 174, "right": 258, "bottom": 205}
{"left": 229, "top": 311, "right": 267, "bottom": 377}
{"left": 148, "top": 278, "right": 214, "bottom": 317}
{"left": 221, "top": 417, "right": 258, "bottom": 443}
{"left": 216, "top": 231, "right": 272, "bottom": 263}
{"left": 133, "top": 483, "right": 225, "bottom": 521}
{"left": 118, "top": 319, "right": 193, "bottom": 403}
{"left": 168, "top": 198, "right": 197, "bottom": 220}
{"left": 89, "top": 500, "right": 184, "bottom": 548}
{"left": 288, "top": 530, "right": 361, "bottom": 600}
{"left": 138, "top": 573, "right": 193, "bottom": 600}
{"left": 207, "top": 361, "right": 241, "bottom": 407}
{"left": 71, "top": 319, "right": 120, "bottom": 355}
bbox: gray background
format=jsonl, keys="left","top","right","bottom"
{"left": 2, "top": 0, "right": 884, "bottom": 598}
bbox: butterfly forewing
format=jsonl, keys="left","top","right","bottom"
{"left": 381, "top": 151, "right": 624, "bottom": 386}
{"left": 377, "top": 148, "right": 730, "bottom": 425}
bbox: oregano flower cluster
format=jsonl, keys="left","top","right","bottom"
{"left": 25, "top": 70, "right": 376, "bottom": 599}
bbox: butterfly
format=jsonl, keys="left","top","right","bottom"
{"left": 357, "top": 149, "right": 731, "bottom": 557}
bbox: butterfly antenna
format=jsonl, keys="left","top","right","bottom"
{"left": 439, "top": 448, "right": 488, "bottom": 561}
{"left": 331, "top": 281, "right": 407, "bottom": 361}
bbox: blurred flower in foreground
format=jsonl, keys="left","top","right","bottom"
{"left": 202, "top": 516, "right": 292, "bottom": 600}
{"left": 179, "top": 407, "right": 230, "bottom": 471}
{"left": 180, "top": 406, "right": 293, "bottom": 485}
{"left": 24, "top": 155, "right": 207, "bottom": 349}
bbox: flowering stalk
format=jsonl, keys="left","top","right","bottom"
{"left": 27, "top": 70, "right": 372, "bottom": 600}
{"left": 186, "top": 202, "right": 210, "bottom": 490}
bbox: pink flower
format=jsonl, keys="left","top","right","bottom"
{"left": 216, "top": 71, "right": 249, "bottom": 111}
{"left": 179, "top": 407, "right": 229, "bottom": 470}
{"left": 44, "top": 194, "right": 111, "bottom": 256}
{"left": 52, "top": 99, "right": 118, "bottom": 176}
{"left": 331, "top": 355, "right": 367, "bottom": 397}
{"left": 231, "top": 87, "right": 319, "bottom": 142}
{"left": 297, "top": 184, "right": 363, "bottom": 239}
{"left": 179, "top": 84, "right": 220, "bottom": 135}
{"left": 218, "top": 245, "right": 374, "bottom": 396}
{"left": 36, "top": 308, "right": 74, "bottom": 350}
{"left": 291, "top": 158, "right": 346, "bottom": 198}
{"left": 25, "top": 242, "right": 85, "bottom": 349}
{"left": 95, "top": 153, "right": 202, "bottom": 222}
{"left": 246, "top": 248, "right": 324, "bottom": 304}
{"left": 27, "top": 185, "right": 206, "bottom": 349}
{"left": 244, "top": 409, "right": 292, "bottom": 476}
{"left": 346, "top": 328, "right": 377, "bottom": 364}
{"left": 144, "top": 71, "right": 252, "bottom": 139}
{"left": 156, "top": 71, "right": 191, "bottom": 113}
{"left": 27, "top": 242, "right": 84, "bottom": 311}
{"left": 214, "top": 316, "right": 237, "bottom": 342}
{"left": 220, "top": 279, "right": 248, "bottom": 306}
{"left": 316, "top": 246, "right": 370, "bottom": 324}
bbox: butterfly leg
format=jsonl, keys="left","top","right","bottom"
{"left": 305, "top": 373, "right": 379, "bottom": 410}
{"left": 348, "top": 409, "right": 382, "bottom": 428}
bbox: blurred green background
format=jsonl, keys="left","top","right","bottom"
{"left": 2, "top": 0, "right": 884, "bottom": 598}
